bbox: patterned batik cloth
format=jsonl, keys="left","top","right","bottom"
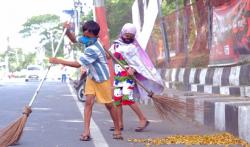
{"left": 112, "top": 43, "right": 136, "bottom": 106}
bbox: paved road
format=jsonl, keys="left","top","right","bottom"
{"left": 0, "top": 80, "right": 231, "bottom": 147}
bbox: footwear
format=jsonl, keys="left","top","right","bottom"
{"left": 135, "top": 120, "right": 150, "bottom": 132}
{"left": 113, "top": 133, "right": 123, "bottom": 140}
{"left": 80, "top": 134, "right": 92, "bottom": 141}
{"left": 109, "top": 127, "right": 124, "bottom": 131}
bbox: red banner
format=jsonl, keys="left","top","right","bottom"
{"left": 209, "top": 0, "right": 250, "bottom": 67}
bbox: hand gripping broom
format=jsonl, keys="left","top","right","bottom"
{"left": 104, "top": 49, "right": 199, "bottom": 120}
{"left": 0, "top": 27, "right": 68, "bottom": 147}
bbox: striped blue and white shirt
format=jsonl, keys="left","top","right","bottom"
{"left": 77, "top": 40, "right": 110, "bottom": 83}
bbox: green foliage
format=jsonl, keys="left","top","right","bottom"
{"left": 21, "top": 53, "right": 37, "bottom": 70}
{"left": 19, "top": 14, "right": 60, "bottom": 37}
{"left": 19, "top": 14, "right": 64, "bottom": 58}
{"left": 106, "top": 0, "right": 134, "bottom": 40}
{"left": 188, "top": 54, "right": 209, "bottom": 68}
{"left": 162, "top": 0, "right": 184, "bottom": 16}
{"left": 1, "top": 48, "right": 36, "bottom": 72}
{"left": 105, "top": 0, "right": 188, "bottom": 40}
{"left": 81, "top": 11, "right": 93, "bottom": 22}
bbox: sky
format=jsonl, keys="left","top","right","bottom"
{"left": 0, "top": 0, "right": 92, "bottom": 54}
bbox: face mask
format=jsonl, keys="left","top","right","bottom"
{"left": 121, "top": 37, "right": 134, "bottom": 44}
{"left": 79, "top": 36, "right": 97, "bottom": 47}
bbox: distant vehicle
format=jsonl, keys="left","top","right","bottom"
{"left": 25, "top": 65, "right": 43, "bottom": 82}
{"left": 73, "top": 72, "right": 87, "bottom": 102}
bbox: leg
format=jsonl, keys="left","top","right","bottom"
{"left": 122, "top": 79, "right": 149, "bottom": 131}
{"left": 129, "top": 103, "right": 149, "bottom": 132}
{"left": 81, "top": 94, "right": 95, "bottom": 139}
{"left": 109, "top": 105, "right": 124, "bottom": 131}
{"left": 118, "top": 106, "right": 124, "bottom": 129}
{"left": 62, "top": 74, "right": 66, "bottom": 83}
{"left": 110, "top": 105, "right": 123, "bottom": 129}
{"left": 105, "top": 103, "right": 123, "bottom": 139}
{"left": 61, "top": 75, "right": 63, "bottom": 82}
{"left": 112, "top": 87, "right": 124, "bottom": 130}
{"left": 129, "top": 103, "right": 147, "bottom": 122}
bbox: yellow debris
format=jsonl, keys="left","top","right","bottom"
{"left": 128, "top": 132, "right": 250, "bottom": 146}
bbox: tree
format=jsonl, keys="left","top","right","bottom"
{"left": 19, "top": 14, "right": 64, "bottom": 58}
{"left": 191, "top": 0, "right": 208, "bottom": 52}
{"left": 106, "top": 0, "right": 134, "bottom": 40}
{"left": 81, "top": 10, "right": 93, "bottom": 22}
{"left": 1, "top": 48, "right": 35, "bottom": 72}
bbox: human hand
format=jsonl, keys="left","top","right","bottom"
{"left": 63, "top": 21, "right": 71, "bottom": 29}
{"left": 127, "top": 67, "right": 136, "bottom": 75}
{"left": 49, "top": 57, "right": 61, "bottom": 64}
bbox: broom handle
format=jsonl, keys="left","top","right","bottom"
{"left": 105, "top": 49, "right": 153, "bottom": 95}
{"left": 28, "top": 27, "right": 68, "bottom": 107}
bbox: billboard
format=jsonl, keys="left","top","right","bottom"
{"left": 209, "top": 0, "right": 250, "bottom": 67}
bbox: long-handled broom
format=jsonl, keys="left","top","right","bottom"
{"left": 104, "top": 49, "right": 199, "bottom": 120}
{"left": 0, "top": 27, "right": 68, "bottom": 147}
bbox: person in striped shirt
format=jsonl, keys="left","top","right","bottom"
{"left": 49, "top": 20, "right": 122, "bottom": 141}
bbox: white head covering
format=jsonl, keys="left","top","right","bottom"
{"left": 120, "top": 23, "right": 137, "bottom": 36}
{"left": 113, "top": 23, "right": 164, "bottom": 101}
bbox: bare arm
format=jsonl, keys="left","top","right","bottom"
{"left": 49, "top": 57, "right": 81, "bottom": 68}
{"left": 102, "top": 44, "right": 111, "bottom": 59}
{"left": 65, "top": 31, "right": 77, "bottom": 43}
{"left": 64, "top": 22, "right": 77, "bottom": 43}
{"left": 105, "top": 49, "right": 111, "bottom": 59}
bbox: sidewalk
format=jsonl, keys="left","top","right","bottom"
{"left": 69, "top": 77, "right": 250, "bottom": 144}
{"left": 157, "top": 64, "right": 250, "bottom": 143}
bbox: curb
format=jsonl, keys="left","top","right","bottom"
{"left": 162, "top": 64, "right": 250, "bottom": 97}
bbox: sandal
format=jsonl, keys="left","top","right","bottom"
{"left": 113, "top": 133, "right": 123, "bottom": 140}
{"left": 135, "top": 120, "right": 150, "bottom": 132}
{"left": 109, "top": 127, "right": 124, "bottom": 131}
{"left": 80, "top": 134, "right": 92, "bottom": 141}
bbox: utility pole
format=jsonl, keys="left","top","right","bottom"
{"left": 73, "top": 0, "right": 83, "bottom": 35}
{"left": 5, "top": 56, "right": 9, "bottom": 74}
{"left": 5, "top": 37, "right": 10, "bottom": 73}
{"left": 93, "top": 0, "right": 110, "bottom": 49}
{"left": 93, "top": 0, "right": 114, "bottom": 81}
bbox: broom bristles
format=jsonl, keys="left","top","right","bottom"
{"left": 0, "top": 106, "right": 31, "bottom": 147}
{"left": 150, "top": 94, "right": 204, "bottom": 120}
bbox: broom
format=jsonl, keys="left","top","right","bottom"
{"left": 0, "top": 27, "right": 68, "bottom": 147}
{"left": 104, "top": 48, "right": 199, "bottom": 120}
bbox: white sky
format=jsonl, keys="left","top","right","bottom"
{"left": 0, "top": 0, "right": 92, "bottom": 54}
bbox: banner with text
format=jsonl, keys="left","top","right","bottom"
{"left": 209, "top": 0, "right": 250, "bottom": 67}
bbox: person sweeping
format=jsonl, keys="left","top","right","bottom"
{"left": 49, "top": 20, "right": 123, "bottom": 141}
{"left": 108, "top": 23, "right": 165, "bottom": 132}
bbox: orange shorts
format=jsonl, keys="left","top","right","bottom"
{"left": 84, "top": 77, "right": 113, "bottom": 104}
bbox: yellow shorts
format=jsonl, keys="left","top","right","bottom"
{"left": 84, "top": 77, "right": 113, "bottom": 104}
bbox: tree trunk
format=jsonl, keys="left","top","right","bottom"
{"left": 183, "top": 0, "right": 189, "bottom": 66}
{"left": 191, "top": 0, "right": 208, "bottom": 53}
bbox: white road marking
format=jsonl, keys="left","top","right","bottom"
{"left": 67, "top": 82, "right": 109, "bottom": 147}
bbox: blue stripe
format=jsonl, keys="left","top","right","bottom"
{"left": 79, "top": 48, "right": 98, "bottom": 65}
{"left": 85, "top": 48, "right": 98, "bottom": 60}
{"left": 94, "top": 42, "right": 110, "bottom": 80}
{"left": 93, "top": 62, "right": 105, "bottom": 80}
{"left": 79, "top": 56, "right": 91, "bottom": 65}
{"left": 102, "top": 64, "right": 109, "bottom": 79}
{"left": 78, "top": 41, "right": 110, "bottom": 82}
{"left": 96, "top": 42, "right": 107, "bottom": 62}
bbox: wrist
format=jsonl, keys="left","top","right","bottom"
{"left": 130, "top": 67, "right": 135, "bottom": 72}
